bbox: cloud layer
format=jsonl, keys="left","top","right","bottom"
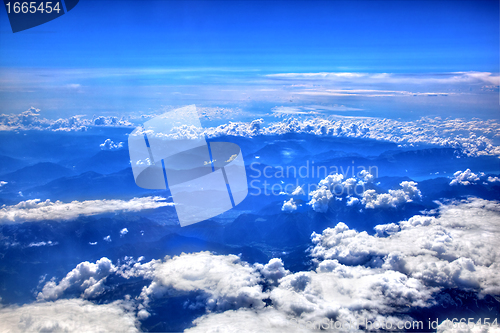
{"left": 6, "top": 198, "right": 499, "bottom": 332}
{"left": 0, "top": 299, "right": 139, "bottom": 333}
{"left": 2, "top": 107, "right": 500, "bottom": 157}
{"left": 0, "top": 196, "right": 173, "bottom": 223}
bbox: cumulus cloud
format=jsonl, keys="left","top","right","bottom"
{"left": 307, "top": 187, "right": 333, "bottom": 213}
{"left": 488, "top": 176, "right": 500, "bottom": 183}
{"left": 18, "top": 197, "right": 500, "bottom": 332}
{"left": 120, "top": 228, "right": 129, "bottom": 237}
{"left": 269, "top": 263, "right": 437, "bottom": 326}
{"left": 310, "top": 198, "right": 500, "bottom": 296}
{"left": 0, "top": 196, "right": 173, "bottom": 223}
{"left": 362, "top": 181, "right": 421, "bottom": 209}
{"left": 255, "top": 258, "right": 290, "bottom": 285}
{"left": 0, "top": 299, "right": 139, "bottom": 333}
{"left": 450, "top": 169, "right": 480, "bottom": 186}
{"left": 281, "top": 198, "right": 297, "bottom": 212}
{"left": 202, "top": 116, "right": 500, "bottom": 157}
{"left": 305, "top": 173, "right": 420, "bottom": 211}
{"left": 138, "top": 252, "right": 266, "bottom": 311}
{"left": 37, "top": 258, "right": 116, "bottom": 301}
{"left": 359, "top": 170, "right": 374, "bottom": 183}
{"left": 0, "top": 107, "right": 133, "bottom": 132}
{"left": 291, "top": 185, "right": 305, "bottom": 197}
{"left": 100, "top": 138, "right": 124, "bottom": 150}
{"left": 2, "top": 107, "right": 500, "bottom": 157}
{"left": 346, "top": 196, "right": 360, "bottom": 206}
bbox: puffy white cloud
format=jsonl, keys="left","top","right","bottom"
{"left": 362, "top": 181, "right": 421, "bottom": 209}
{"left": 269, "top": 263, "right": 437, "bottom": 325}
{"left": 306, "top": 173, "right": 421, "bottom": 211}
{"left": 310, "top": 198, "right": 500, "bottom": 296}
{"left": 255, "top": 258, "right": 290, "bottom": 285}
{"left": 2, "top": 107, "right": 499, "bottom": 157}
{"left": 307, "top": 187, "right": 333, "bottom": 213}
{"left": 488, "top": 176, "right": 500, "bottom": 183}
{"left": 374, "top": 223, "right": 400, "bottom": 237}
{"left": 134, "top": 113, "right": 500, "bottom": 158}
{"left": 359, "top": 170, "right": 374, "bottom": 183}
{"left": 346, "top": 196, "right": 360, "bottom": 206}
{"left": 139, "top": 252, "right": 266, "bottom": 311}
{"left": 318, "top": 173, "right": 344, "bottom": 189}
{"left": 0, "top": 196, "right": 173, "bottom": 223}
{"left": 0, "top": 181, "right": 7, "bottom": 187}
{"left": 282, "top": 199, "right": 297, "bottom": 212}
{"left": 19, "top": 198, "right": 499, "bottom": 332}
{"left": 37, "top": 257, "right": 116, "bottom": 301}
{"left": 206, "top": 116, "right": 500, "bottom": 157}
{"left": 0, "top": 107, "right": 133, "bottom": 132}
{"left": 291, "top": 185, "right": 305, "bottom": 197}
{"left": 100, "top": 139, "right": 124, "bottom": 150}
{"left": 450, "top": 169, "right": 480, "bottom": 186}
{"left": 120, "top": 228, "right": 129, "bottom": 236}
{"left": 0, "top": 299, "right": 139, "bottom": 333}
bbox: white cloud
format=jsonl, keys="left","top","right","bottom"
{"left": 282, "top": 199, "right": 297, "bottom": 212}
{"left": 0, "top": 107, "right": 133, "bottom": 132}
{"left": 0, "top": 299, "right": 139, "bottom": 333}
{"left": 120, "top": 228, "right": 129, "bottom": 236}
{"left": 307, "top": 187, "right": 333, "bottom": 213}
{"left": 450, "top": 169, "right": 480, "bottom": 186}
{"left": 100, "top": 139, "right": 124, "bottom": 150}
{"left": 269, "top": 264, "right": 436, "bottom": 325}
{"left": 488, "top": 176, "right": 500, "bottom": 183}
{"left": 185, "top": 308, "right": 299, "bottom": 333}
{"left": 362, "top": 181, "right": 421, "bottom": 209}
{"left": 37, "top": 257, "right": 116, "bottom": 301}
{"left": 203, "top": 116, "right": 500, "bottom": 157}
{"left": 0, "top": 196, "right": 173, "bottom": 223}
{"left": 28, "top": 241, "right": 58, "bottom": 247}
{"left": 2, "top": 107, "right": 499, "bottom": 158}
{"left": 306, "top": 173, "right": 420, "bottom": 211}
{"left": 374, "top": 223, "right": 400, "bottom": 237}
{"left": 17, "top": 198, "right": 499, "bottom": 332}
{"left": 255, "top": 258, "right": 290, "bottom": 285}
{"left": 139, "top": 252, "right": 266, "bottom": 311}
{"left": 310, "top": 198, "right": 500, "bottom": 296}
{"left": 359, "top": 170, "right": 374, "bottom": 183}
{"left": 291, "top": 185, "right": 305, "bottom": 197}
{"left": 265, "top": 71, "right": 500, "bottom": 86}
{"left": 346, "top": 196, "right": 360, "bottom": 206}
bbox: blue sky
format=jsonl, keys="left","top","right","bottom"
{"left": 1, "top": 0, "right": 498, "bottom": 71}
{"left": 0, "top": 1, "right": 499, "bottom": 120}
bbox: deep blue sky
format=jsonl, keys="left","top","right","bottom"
{"left": 0, "top": 0, "right": 499, "bottom": 72}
